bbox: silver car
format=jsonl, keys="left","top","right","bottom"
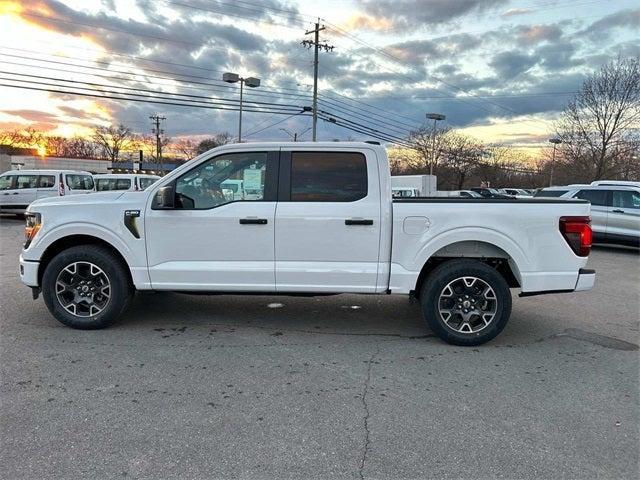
{"left": 535, "top": 185, "right": 640, "bottom": 247}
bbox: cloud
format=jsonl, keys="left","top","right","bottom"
{"left": 516, "top": 24, "right": 563, "bottom": 45}
{"left": 579, "top": 8, "right": 640, "bottom": 40}
{"left": 501, "top": 8, "right": 532, "bottom": 18}
{"left": 489, "top": 51, "right": 539, "bottom": 79}
{"left": 357, "top": 0, "right": 508, "bottom": 28}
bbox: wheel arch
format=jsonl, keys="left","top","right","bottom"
{"left": 38, "top": 234, "right": 133, "bottom": 287}
{"left": 413, "top": 240, "right": 522, "bottom": 297}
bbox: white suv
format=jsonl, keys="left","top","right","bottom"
{"left": 0, "top": 170, "right": 94, "bottom": 215}
{"left": 536, "top": 185, "right": 640, "bottom": 247}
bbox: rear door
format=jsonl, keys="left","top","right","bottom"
{"left": 607, "top": 190, "right": 640, "bottom": 240}
{"left": 36, "top": 174, "right": 57, "bottom": 200}
{"left": 573, "top": 189, "right": 609, "bottom": 238}
{"left": 65, "top": 173, "right": 94, "bottom": 194}
{"left": 274, "top": 149, "right": 381, "bottom": 293}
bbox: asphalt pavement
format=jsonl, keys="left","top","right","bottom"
{"left": 1, "top": 215, "right": 638, "bottom": 479}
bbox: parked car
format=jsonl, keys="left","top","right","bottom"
{"left": 590, "top": 180, "right": 640, "bottom": 188}
{"left": 537, "top": 185, "right": 639, "bottom": 246}
{"left": 392, "top": 187, "right": 420, "bottom": 198}
{"left": 94, "top": 174, "right": 160, "bottom": 192}
{"left": 0, "top": 169, "right": 94, "bottom": 215}
{"left": 442, "top": 190, "right": 482, "bottom": 198}
{"left": 20, "top": 142, "right": 595, "bottom": 346}
{"left": 502, "top": 188, "right": 532, "bottom": 197}
{"left": 470, "top": 187, "right": 511, "bottom": 199}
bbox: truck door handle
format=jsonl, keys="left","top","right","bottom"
{"left": 239, "top": 218, "right": 268, "bottom": 225}
{"left": 612, "top": 209, "right": 625, "bottom": 213}
{"left": 345, "top": 219, "right": 373, "bottom": 226}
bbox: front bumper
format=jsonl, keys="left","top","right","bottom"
{"left": 19, "top": 255, "right": 39, "bottom": 287}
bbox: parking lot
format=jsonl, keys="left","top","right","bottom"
{"left": 0, "top": 215, "right": 638, "bottom": 479}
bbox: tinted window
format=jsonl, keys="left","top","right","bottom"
{"left": 575, "top": 189, "right": 609, "bottom": 206}
{"left": 534, "top": 189, "right": 568, "bottom": 198}
{"left": 175, "top": 152, "right": 267, "bottom": 209}
{"left": 116, "top": 178, "right": 131, "bottom": 190}
{"left": 96, "top": 178, "right": 114, "bottom": 191}
{"left": 139, "top": 177, "right": 157, "bottom": 190}
{"left": 16, "top": 175, "right": 37, "bottom": 189}
{"left": 0, "top": 175, "right": 13, "bottom": 190}
{"left": 612, "top": 190, "right": 640, "bottom": 209}
{"left": 66, "top": 174, "right": 94, "bottom": 190}
{"left": 291, "top": 152, "right": 367, "bottom": 202}
{"left": 37, "top": 175, "right": 55, "bottom": 188}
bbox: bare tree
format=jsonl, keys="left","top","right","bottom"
{"left": 173, "top": 138, "right": 200, "bottom": 159}
{"left": 137, "top": 133, "right": 171, "bottom": 163}
{"left": 196, "top": 132, "right": 233, "bottom": 155}
{"left": 555, "top": 56, "right": 640, "bottom": 180}
{"left": 439, "top": 133, "right": 485, "bottom": 189}
{"left": 92, "top": 124, "right": 135, "bottom": 162}
{"left": 406, "top": 125, "right": 450, "bottom": 174}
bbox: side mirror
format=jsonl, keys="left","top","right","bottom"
{"left": 152, "top": 185, "right": 175, "bottom": 209}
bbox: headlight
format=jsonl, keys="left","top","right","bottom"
{"left": 24, "top": 212, "right": 42, "bottom": 248}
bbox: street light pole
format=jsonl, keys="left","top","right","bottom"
{"left": 223, "top": 73, "right": 261, "bottom": 143}
{"left": 549, "top": 137, "right": 562, "bottom": 187}
{"left": 426, "top": 113, "right": 446, "bottom": 178}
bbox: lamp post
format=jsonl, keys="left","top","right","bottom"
{"left": 223, "top": 73, "right": 261, "bottom": 142}
{"left": 426, "top": 113, "right": 446, "bottom": 177}
{"left": 548, "top": 137, "right": 562, "bottom": 186}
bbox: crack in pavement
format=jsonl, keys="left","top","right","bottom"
{"left": 358, "top": 345, "right": 380, "bottom": 480}
{"left": 551, "top": 328, "right": 639, "bottom": 351}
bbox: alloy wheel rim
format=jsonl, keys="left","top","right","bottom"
{"left": 55, "top": 261, "right": 111, "bottom": 317}
{"left": 438, "top": 276, "right": 498, "bottom": 334}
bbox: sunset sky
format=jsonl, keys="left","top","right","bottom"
{"left": 0, "top": 0, "right": 638, "bottom": 152}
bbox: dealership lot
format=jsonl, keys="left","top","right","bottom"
{"left": 0, "top": 216, "right": 638, "bottom": 479}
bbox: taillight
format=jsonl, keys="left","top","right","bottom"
{"left": 559, "top": 216, "right": 592, "bottom": 257}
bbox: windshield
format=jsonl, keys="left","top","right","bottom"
{"left": 66, "top": 174, "right": 94, "bottom": 190}
{"left": 534, "top": 189, "right": 568, "bottom": 197}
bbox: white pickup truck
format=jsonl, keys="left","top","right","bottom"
{"left": 19, "top": 142, "right": 595, "bottom": 346}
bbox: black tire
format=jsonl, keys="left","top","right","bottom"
{"left": 420, "top": 259, "right": 512, "bottom": 346}
{"left": 42, "top": 245, "right": 133, "bottom": 329}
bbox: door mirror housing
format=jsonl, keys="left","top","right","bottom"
{"left": 152, "top": 185, "right": 175, "bottom": 209}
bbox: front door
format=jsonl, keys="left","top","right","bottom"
{"left": 607, "top": 189, "right": 640, "bottom": 240}
{"left": 145, "top": 150, "right": 279, "bottom": 291}
{"left": 274, "top": 149, "right": 382, "bottom": 293}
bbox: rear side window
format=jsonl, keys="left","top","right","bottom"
{"left": 534, "top": 189, "right": 567, "bottom": 197}
{"left": 66, "top": 174, "right": 94, "bottom": 190}
{"left": 290, "top": 152, "right": 367, "bottom": 202}
{"left": 0, "top": 175, "right": 13, "bottom": 190}
{"left": 574, "top": 189, "right": 609, "bottom": 206}
{"left": 16, "top": 175, "right": 37, "bottom": 189}
{"left": 37, "top": 175, "right": 55, "bottom": 188}
{"left": 116, "top": 178, "right": 131, "bottom": 190}
{"left": 139, "top": 177, "right": 157, "bottom": 190}
{"left": 612, "top": 190, "right": 640, "bottom": 209}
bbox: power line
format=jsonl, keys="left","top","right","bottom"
{"left": 243, "top": 112, "right": 310, "bottom": 138}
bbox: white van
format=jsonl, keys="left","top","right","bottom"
{"left": 0, "top": 169, "right": 94, "bottom": 215}
{"left": 94, "top": 174, "right": 160, "bottom": 192}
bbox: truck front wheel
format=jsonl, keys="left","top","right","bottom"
{"left": 420, "top": 259, "right": 512, "bottom": 346}
{"left": 42, "top": 245, "right": 133, "bottom": 329}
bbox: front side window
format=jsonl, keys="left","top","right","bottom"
{"left": 175, "top": 152, "right": 267, "bottom": 209}
{"left": 139, "top": 177, "right": 157, "bottom": 190}
{"left": 16, "top": 175, "right": 37, "bottom": 189}
{"left": 37, "top": 175, "right": 55, "bottom": 188}
{"left": 66, "top": 174, "right": 94, "bottom": 190}
{"left": 0, "top": 175, "right": 13, "bottom": 190}
{"left": 290, "top": 152, "right": 367, "bottom": 202}
{"left": 575, "top": 189, "right": 609, "bottom": 206}
{"left": 612, "top": 190, "right": 640, "bottom": 209}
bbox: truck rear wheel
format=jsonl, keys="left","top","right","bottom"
{"left": 420, "top": 259, "right": 512, "bottom": 346}
{"left": 42, "top": 245, "right": 133, "bottom": 329}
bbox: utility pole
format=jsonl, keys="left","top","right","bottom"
{"left": 302, "top": 20, "right": 334, "bottom": 141}
{"left": 150, "top": 115, "right": 166, "bottom": 175}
